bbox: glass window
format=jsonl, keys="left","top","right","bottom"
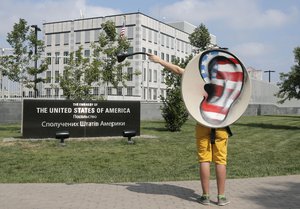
{"left": 46, "top": 34, "right": 52, "bottom": 46}
{"left": 85, "top": 30, "right": 90, "bottom": 43}
{"left": 55, "top": 34, "right": 60, "bottom": 46}
{"left": 76, "top": 31, "right": 81, "bottom": 44}
{"left": 63, "top": 51, "right": 69, "bottom": 64}
{"left": 127, "top": 87, "right": 133, "bottom": 96}
{"left": 55, "top": 71, "right": 59, "bottom": 83}
{"left": 127, "top": 27, "right": 134, "bottom": 39}
{"left": 46, "top": 53, "right": 51, "bottom": 64}
{"left": 64, "top": 33, "right": 69, "bottom": 45}
{"left": 55, "top": 52, "right": 60, "bottom": 64}
{"left": 117, "top": 87, "right": 123, "bottom": 96}
{"left": 127, "top": 67, "right": 133, "bottom": 81}
{"left": 154, "top": 70, "right": 157, "bottom": 83}
{"left": 46, "top": 71, "right": 51, "bottom": 83}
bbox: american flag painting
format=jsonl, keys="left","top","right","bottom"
{"left": 199, "top": 50, "right": 245, "bottom": 125}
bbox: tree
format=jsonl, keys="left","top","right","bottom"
{"left": 59, "top": 46, "right": 98, "bottom": 100}
{"left": 93, "top": 20, "right": 133, "bottom": 98}
{"left": 276, "top": 47, "right": 300, "bottom": 103}
{"left": 160, "top": 55, "right": 192, "bottom": 131}
{"left": 0, "top": 18, "right": 48, "bottom": 97}
{"left": 188, "top": 23, "right": 211, "bottom": 52}
{"left": 60, "top": 20, "right": 133, "bottom": 100}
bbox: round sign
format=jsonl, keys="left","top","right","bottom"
{"left": 181, "top": 49, "right": 251, "bottom": 128}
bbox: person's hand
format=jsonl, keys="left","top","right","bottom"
{"left": 148, "top": 54, "right": 161, "bottom": 64}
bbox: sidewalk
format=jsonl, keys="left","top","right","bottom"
{"left": 0, "top": 175, "right": 299, "bottom": 209}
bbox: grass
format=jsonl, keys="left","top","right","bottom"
{"left": 0, "top": 115, "right": 299, "bottom": 183}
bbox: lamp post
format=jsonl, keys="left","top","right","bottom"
{"left": 31, "top": 25, "right": 41, "bottom": 98}
{"left": 264, "top": 70, "right": 275, "bottom": 83}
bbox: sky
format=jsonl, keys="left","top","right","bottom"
{"left": 1, "top": 0, "right": 299, "bottom": 83}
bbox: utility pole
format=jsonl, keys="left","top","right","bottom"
{"left": 31, "top": 25, "right": 41, "bottom": 98}
{"left": 264, "top": 70, "right": 275, "bottom": 83}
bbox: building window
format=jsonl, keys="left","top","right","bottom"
{"left": 161, "top": 34, "right": 165, "bottom": 46}
{"left": 63, "top": 51, "right": 69, "bottom": 64}
{"left": 154, "top": 31, "right": 158, "bottom": 44}
{"left": 55, "top": 71, "right": 59, "bottom": 83}
{"left": 153, "top": 88, "right": 157, "bottom": 100}
{"left": 55, "top": 88, "right": 59, "bottom": 97}
{"left": 148, "top": 29, "right": 152, "bottom": 43}
{"left": 46, "top": 71, "right": 51, "bottom": 83}
{"left": 117, "top": 87, "right": 123, "bottom": 96}
{"left": 143, "top": 67, "right": 147, "bottom": 82}
{"left": 76, "top": 31, "right": 81, "bottom": 44}
{"left": 64, "top": 33, "right": 69, "bottom": 45}
{"left": 107, "top": 87, "right": 112, "bottom": 95}
{"left": 94, "top": 29, "right": 101, "bottom": 42}
{"left": 127, "top": 47, "right": 133, "bottom": 59}
{"left": 142, "top": 47, "right": 146, "bottom": 60}
{"left": 93, "top": 87, "right": 99, "bottom": 96}
{"left": 127, "top": 87, "right": 133, "bottom": 96}
{"left": 127, "top": 27, "right": 134, "bottom": 39}
{"left": 161, "top": 52, "right": 165, "bottom": 60}
{"left": 149, "top": 69, "right": 152, "bottom": 82}
{"left": 46, "top": 88, "right": 51, "bottom": 97}
{"left": 55, "top": 52, "right": 60, "bottom": 64}
{"left": 46, "top": 34, "right": 52, "bottom": 46}
{"left": 46, "top": 53, "right": 51, "bottom": 64}
{"left": 154, "top": 70, "right": 157, "bottom": 83}
{"left": 85, "top": 30, "right": 90, "bottom": 43}
{"left": 55, "top": 34, "right": 60, "bottom": 46}
{"left": 161, "top": 71, "right": 165, "bottom": 83}
{"left": 142, "top": 27, "right": 146, "bottom": 41}
{"left": 84, "top": 49, "right": 90, "bottom": 57}
{"left": 127, "top": 67, "right": 133, "bottom": 81}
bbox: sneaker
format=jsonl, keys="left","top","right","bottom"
{"left": 218, "top": 195, "right": 230, "bottom": 206}
{"left": 197, "top": 194, "right": 210, "bottom": 205}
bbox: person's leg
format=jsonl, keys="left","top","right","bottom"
{"left": 200, "top": 162, "right": 210, "bottom": 195}
{"left": 215, "top": 164, "right": 226, "bottom": 195}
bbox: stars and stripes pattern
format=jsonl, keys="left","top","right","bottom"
{"left": 199, "top": 50, "right": 244, "bottom": 125}
{"left": 120, "top": 21, "right": 126, "bottom": 39}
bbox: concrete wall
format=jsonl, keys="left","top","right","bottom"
{"left": 0, "top": 80, "right": 299, "bottom": 123}
{"left": 0, "top": 100, "right": 299, "bottom": 124}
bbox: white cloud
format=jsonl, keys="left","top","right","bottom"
{"left": 232, "top": 42, "right": 271, "bottom": 58}
{"left": 152, "top": 0, "right": 298, "bottom": 29}
{"left": 0, "top": 0, "right": 121, "bottom": 46}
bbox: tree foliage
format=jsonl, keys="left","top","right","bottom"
{"left": 0, "top": 18, "right": 48, "bottom": 97}
{"left": 160, "top": 56, "right": 192, "bottom": 131}
{"left": 276, "top": 47, "right": 300, "bottom": 103}
{"left": 188, "top": 23, "right": 211, "bottom": 52}
{"left": 60, "top": 20, "right": 133, "bottom": 100}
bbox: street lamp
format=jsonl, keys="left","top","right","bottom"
{"left": 31, "top": 25, "right": 41, "bottom": 98}
{"left": 264, "top": 70, "right": 275, "bottom": 83}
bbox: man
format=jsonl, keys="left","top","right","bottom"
{"left": 148, "top": 54, "right": 230, "bottom": 206}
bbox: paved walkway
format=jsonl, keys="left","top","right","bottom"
{"left": 0, "top": 175, "right": 299, "bottom": 209}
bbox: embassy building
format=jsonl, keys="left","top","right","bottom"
{"left": 42, "top": 12, "right": 216, "bottom": 101}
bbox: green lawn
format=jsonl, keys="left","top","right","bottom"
{"left": 0, "top": 115, "right": 299, "bottom": 183}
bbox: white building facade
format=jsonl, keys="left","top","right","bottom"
{"left": 42, "top": 12, "right": 216, "bottom": 101}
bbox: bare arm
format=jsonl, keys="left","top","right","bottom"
{"left": 148, "top": 54, "right": 185, "bottom": 75}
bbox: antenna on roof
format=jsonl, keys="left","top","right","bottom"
{"left": 80, "top": 9, "right": 84, "bottom": 19}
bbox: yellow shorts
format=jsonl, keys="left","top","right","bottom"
{"left": 195, "top": 124, "right": 229, "bottom": 165}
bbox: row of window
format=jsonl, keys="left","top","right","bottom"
{"left": 46, "top": 25, "right": 191, "bottom": 54}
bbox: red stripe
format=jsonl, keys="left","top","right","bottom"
{"left": 217, "top": 58, "right": 240, "bottom": 64}
{"left": 216, "top": 71, "right": 243, "bottom": 82}
{"left": 213, "top": 84, "right": 234, "bottom": 97}
{"left": 201, "top": 102, "right": 229, "bottom": 115}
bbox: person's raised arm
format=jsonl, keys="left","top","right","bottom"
{"left": 148, "top": 54, "right": 185, "bottom": 75}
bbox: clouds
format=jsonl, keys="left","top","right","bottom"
{"left": 151, "top": 0, "right": 298, "bottom": 30}
{"left": 0, "top": 0, "right": 121, "bottom": 46}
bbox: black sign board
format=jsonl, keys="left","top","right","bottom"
{"left": 22, "top": 100, "right": 140, "bottom": 138}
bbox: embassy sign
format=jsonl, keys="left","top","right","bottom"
{"left": 22, "top": 100, "right": 140, "bottom": 138}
